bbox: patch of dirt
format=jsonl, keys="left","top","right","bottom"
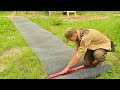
{"left": 7, "top": 11, "right": 23, "bottom": 18}
{"left": 7, "top": 11, "right": 17, "bottom": 18}
{"left": 0, "top": 47, "right": 22, "bottom": 72}
{"left": 64, "top": 15, "right": 110, "bottom": 22}
{"left": 6, "top": 36, "right": 16, "bottom": 40}
{"left": 0, "top": 63, "right": 7, "bottom": 72}
{"left": 113, "top": 14, "right": 120, "bottom": 16}
{"left": 0, "top": 47, "right": 22, "bottom": 60}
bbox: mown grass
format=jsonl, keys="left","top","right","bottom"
{"left": 0, "top": 11, "right": 12, "bottom": 16}
{"left": 28, "top": 12, "right": 120, "bottom": 79}
{"left": 0, "top": 17, "right": 47, "bottom": 79}
{"left": 0, "top": 11, "right": 120, "bottom": 79}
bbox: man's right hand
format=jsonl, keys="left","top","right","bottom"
{"left": 59, "top": 67, "right": 69, "bottom": 75}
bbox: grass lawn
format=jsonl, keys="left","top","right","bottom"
{"left": 0, "top": 17, "right": 47, "bottom": 79}
{"left": 0, "top": 11, "right": 120, "bottom": 79}
{"left": 0, "top": 11, "right": 12, "bottom": 16}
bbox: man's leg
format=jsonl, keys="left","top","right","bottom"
{"left": 93, "top": 49, "right": 107, "bottom": 66}
{"left": 84, "top": 50, "right": 95, "bottom": 67}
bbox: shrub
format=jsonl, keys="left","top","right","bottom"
{"left": 48, "top": 16, "right": 63, "bottom": 26}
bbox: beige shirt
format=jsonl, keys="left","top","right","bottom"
{"left": 75, "top": 29, "right": 111, "bottom": 59}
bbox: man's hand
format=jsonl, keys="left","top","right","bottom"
{"left": 59, "top": 67, "right": 69, "bottom": 75}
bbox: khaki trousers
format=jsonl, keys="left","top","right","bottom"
{"left": 84, "top": 49, "right": 107, "bottom": 66}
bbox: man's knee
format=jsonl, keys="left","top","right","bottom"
{"left": 93, "top": 49, "right": 107, "bottom": 62}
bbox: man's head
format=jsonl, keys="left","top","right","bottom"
{"left": 64, "top": 28, "right": 78, "bottom": 43}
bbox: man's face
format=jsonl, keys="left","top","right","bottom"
{"left": 69, "top": 33, "right": 78, "bottom": 42}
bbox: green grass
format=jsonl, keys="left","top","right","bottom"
{"left": 28, "top": 12, "right": 120, "bottom": 79}
{"left": 0, "top": 17, "right": 48, "bottom": 79}
{"left": 0, "top": 11, "right": 12, "bottom": 16}
{"left": 77, "top": 11, "right": 120, "bottom": 15}
{"left": 0, "top": 11, "right": 120, "bottom": 79}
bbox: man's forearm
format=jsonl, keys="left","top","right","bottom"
{"left": 66, "top": 49, "right": 85, "bottom": 69}
{"left": 66, "top": 56, "right": 80, "bottom": 69}
{"left": 71, "top": 50, "right": 77, "bottom": 59}
{"left": 59, "top": 48, "right": 85, "bottom": 74}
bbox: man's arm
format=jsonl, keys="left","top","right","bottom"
{"left": 65, "top": 55, "right": 80, "bottom": 69}
{"left": 71, "top": 50, "right": 77, "bottom": 59}
{"left": 59, "top": 47, "right": 87, "bottom": 74}
{"left": 66, "top": 49, "right": 79, "bottom": 69}
{"left": 67, "top": 46, "right": 87, "bottom": 68}
{"left": 58, "top": 55, "right": 80, "bottom": 75}
{"left": 59, "top": 40, "right": 88, "bottom": 74}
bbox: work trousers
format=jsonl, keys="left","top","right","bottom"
{"left": 84, "top": 49, "right": 107, "bottom": 66}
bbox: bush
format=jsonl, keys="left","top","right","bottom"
{"left": 48, "top": 16, "right": 63, "bottom": 26}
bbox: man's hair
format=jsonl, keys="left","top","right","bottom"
{"left": 64, "top": 28, "right": 77, "bottom": 39}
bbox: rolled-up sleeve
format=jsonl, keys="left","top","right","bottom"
{"left": 75, "top": 41, "right": 87, "bottom": 59}
{"left": 75, "top": 37, "right": 92, "bottom": 59}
